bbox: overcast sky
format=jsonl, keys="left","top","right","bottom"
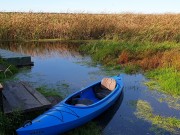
{"left": 1, "top": 0, "right": 180, "bottom": 14}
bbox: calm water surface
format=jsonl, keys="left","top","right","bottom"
{"left": 0, "top": 42, "right": 179, "bottom": 135}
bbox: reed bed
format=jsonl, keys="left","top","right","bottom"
{"left": 0, "top": 12, "right": 180, "bottom": 41}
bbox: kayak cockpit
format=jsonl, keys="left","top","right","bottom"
{"left": 65, "top": 78, "right": 117, "bottom": 107}
{"left": 65, "top": 83, "right": 100, "bottom": 106}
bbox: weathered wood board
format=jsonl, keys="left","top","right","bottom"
{"left": 2, "top": 82, "right": 51, "bottom": 114}
{"left": 0, "top": 49, "right": 33, "bottom": 66}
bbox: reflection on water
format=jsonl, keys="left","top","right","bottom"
{"left": 97, "top": 91, "right": 124, "bottom": 127}
{"left": 0, "top": 42, "right": 105, "bottom": 96}
{"left": 0, "top": 42, "right": 179, "bottom": 135}
{"left": 0, "top": 41, "right": 82, "bottom": 58}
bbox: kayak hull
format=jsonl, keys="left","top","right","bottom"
{"left": 16, "top": 75, "right": 123, "bottom": 135}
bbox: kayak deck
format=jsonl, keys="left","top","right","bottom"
{"left": 65, "top": 82, "right": 114, "bottom": 106}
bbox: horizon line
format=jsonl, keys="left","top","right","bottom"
{"left": 0, "top": 10, "right": 180, "bottom": 15}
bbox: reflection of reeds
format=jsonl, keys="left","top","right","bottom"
{"left": 0, "top": 12, "right": 180, "bottom": 42}
{"left": 0, "top": 42, "right": 81, "bottom": 58}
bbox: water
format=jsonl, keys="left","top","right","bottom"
{"left": 0, "top": 42, "right": 179, "bottom": 135}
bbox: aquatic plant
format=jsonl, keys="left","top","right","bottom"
{"left": 36, "top": 86, "right": 62, "bottom": 98}
{"left": 158, "top": 96, "right": 180, "bottom": 110}
{"left": 135, "top": 100, "right": 180, "bottom": 135}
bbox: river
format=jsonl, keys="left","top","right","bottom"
{"left": 0, "top": 41, "right": 179, "bottom": 135}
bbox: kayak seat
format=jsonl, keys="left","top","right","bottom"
{"left": 93, "top": 85, "right": 111, "bottom": 99}
{"left": 76, "top": 98, "right": 93, "bottom": 105}
{"left": 93, "top": 78, "right": 116, "bottom": 99}
{"left": 70, "top": 98, "right": 94, "bottom": 106}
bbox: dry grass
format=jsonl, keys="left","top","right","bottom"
{"left": 0, "top": 12, "right": 180, "bottom": 41}
{"left": 139, "top": 49, "right": 180, "bottom": 71}
{"left": 161, "top": 49, "right": 180, "bottom": 70}
{"left": 118, "top": 51, "right": 130, "bottom": 64}
{"left": 139, "top": 53, "right": 163, "bottom": 70}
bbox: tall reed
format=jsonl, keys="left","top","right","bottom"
{"left": 0, "top": 12, "right": 180, "bottom": 41}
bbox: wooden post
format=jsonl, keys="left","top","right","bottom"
{"left": 0, "top": 83, "right": 3, "bottom": 113}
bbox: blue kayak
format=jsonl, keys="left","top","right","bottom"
{"left": 16, "top": 75, "right": 123, "bottom": 135}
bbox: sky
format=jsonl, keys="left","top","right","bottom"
{"left": 1, "top": 0, "right": 180, "bottom": 14}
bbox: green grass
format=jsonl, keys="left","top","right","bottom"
{"left": 135, "top": 100, "right": 180, "bottom": 134}
{"left": 146, "top": 68, "right": 180, "bottom": 97}
{"left": 80, "top": 40, "right": 121, "bottom": 66}
{"left": 0, "top": 109, "right": 45, "bottom": 135}
{"left": 65, "top": 121, "right": 101, "bottom": 135}
{"left": 0, "top": 111, "right": 23, "bottom": 135}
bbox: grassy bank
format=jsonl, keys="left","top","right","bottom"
{"left": 145, "top": 68, "right": 180, "bottom": 97}
{"left": 79, "top": 40, "right": 180, "bottom": 71}
{"left": 0, "top": 12, "right": 180, "bottom": 42}
{"left": 79, "top": 40, "right": 180, "bottom": 97}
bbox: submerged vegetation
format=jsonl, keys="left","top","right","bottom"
{"left": 36, "top": 86, "right": 62, "bottom": 98}
{"left": 135, "top": 100, "right": 180, "bottom": 135}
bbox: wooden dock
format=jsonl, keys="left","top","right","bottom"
{"left": 0, "top": 49, "right": 33, "bottom": 66}
{"left": 1, "top": 82, "right": 51, "bottom": 114}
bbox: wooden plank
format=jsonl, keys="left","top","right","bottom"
{"left": 3, "top": 82, "right": 42, "bottom": 112}
{"left": 0, "top": 49, "right": 33, "bottom": 66}
{"left": 2, "top": 82, "right": 51, "bottom": 113}
{"left": 20, "top": 82, "right": 51, "bottom": 107}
